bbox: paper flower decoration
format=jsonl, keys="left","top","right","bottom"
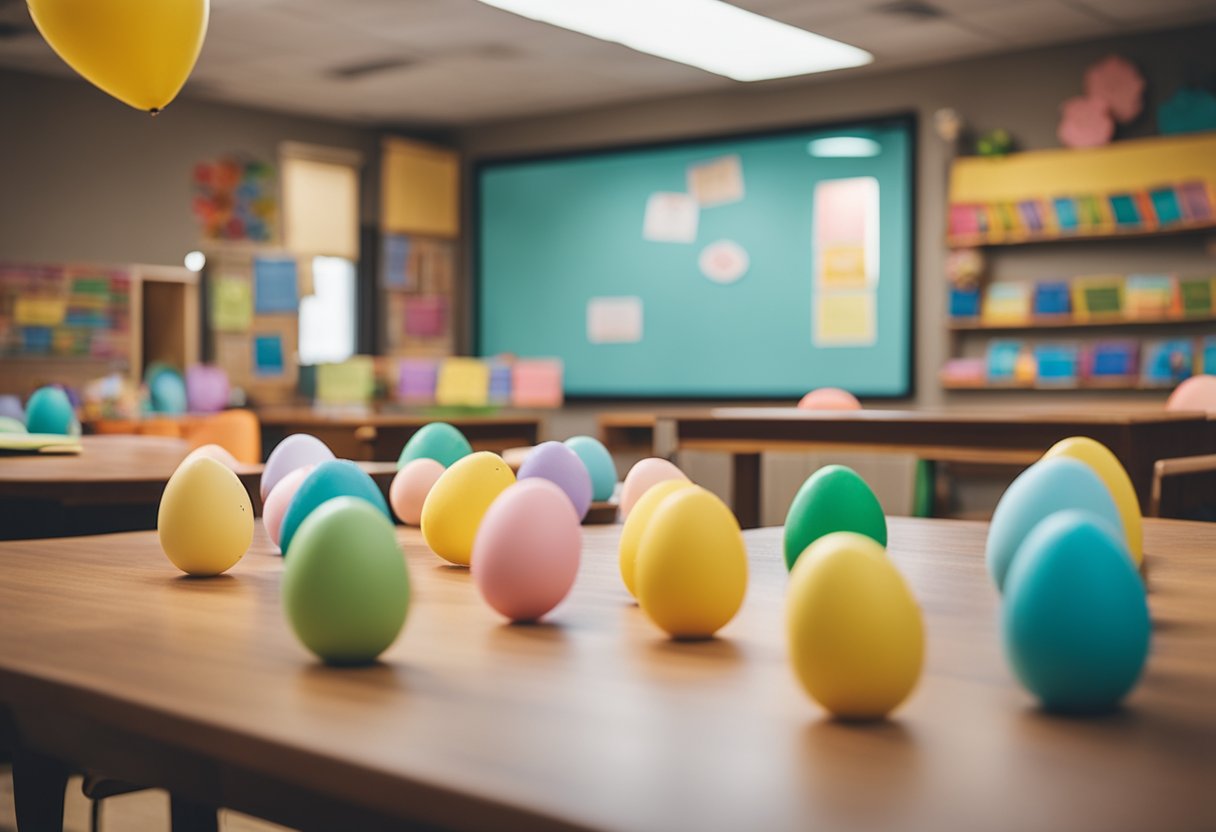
{"left": 1058, "top": 96, "right": 1114, "bottom": 148}
{"left": 1084, "top": 55, "right": 1145, "bottom": 124}
{"left": 1158, "top": 88, "right": 1216, "bottom": 136}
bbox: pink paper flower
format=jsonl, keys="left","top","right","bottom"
{"left": 1058, "top": 96, "right": 1114, "bottom": 148}
{"left": 1084, "top": 55, "right": 1145, "bottom": 124}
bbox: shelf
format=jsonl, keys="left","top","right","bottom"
{"left": 947, "top": 219, "right": 1216, "bottom": 249}
{"left": 948, "top": 313, "right": 1216, "bottom": 333}
{"left": 941, "top": 377, "right": 1171, "bottom": 392}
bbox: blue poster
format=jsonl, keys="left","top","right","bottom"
{"left": 253, "top": 334, "right": 285, "bottom": 377}
{"left": 382, "top": 234, "right": 410, "bottom": 288}
{"left": 253, "top": 257, "right": 298, "bottom": 314}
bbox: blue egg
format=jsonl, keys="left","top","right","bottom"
{"left": 563, "top": 435, "right": 617, "bottom": 502}
{"left": 1003, "top": 509, "right": 1150, "bottom": 714}
{"left": 280, "top": 460, "right": 391, "bottom": 554}
{"left": 987, "top": 457, "right": 1123, "bottom": 591}
{"left": 147, "top": 367, "right": 188, "bottom": 415}
{"left": 25, "top": 386, "right": 77, "bottom": 435}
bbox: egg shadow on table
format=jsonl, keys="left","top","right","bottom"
{"left": 646, "top": 636, "right": 744, "bottom": 668}
{"left": 485, "top": 619, "right": 573, "bottom": 653}
{"left": 294, "top": 658, "right": 428, "bottom": 698}
{"left": 161, "top": 573, "right": 244, "bottom": 593}
{"left": 798, "top": 719, "right": 922, "bottom": 822}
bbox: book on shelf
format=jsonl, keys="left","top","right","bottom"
{"left": 1033, "top": 281, "right": 1071, "bottom": 317}
{"left": 1070, "top": 275, "right": 1125, "bottom": 320}
{"left": 1178, "top": 278, "right": 1213, "bottom": 317}
{"left": 1082, "top": 340, "right": 1139, "bottom": 381}
{"left": 1034, "top": 343, "right": 1080, "bottom": 387}
{"left": 941, "top": 357, "right": 987, "bottom": 386}
{"left": 1202, "top": 336, "right": 1216, "bottom": 375}
{"left": 981, "top": 282, "right": 1032, "bottom": 324}
{"left": 986, "top": 340, "right": 1026, "bottom": 383}
{"left": 1124, "top": 274, "right": 1179, "bottom": 319}
{"left": 1140, "top": 339, "right": 1194, "bottom": 387}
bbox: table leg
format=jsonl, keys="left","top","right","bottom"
{"left": 170, "top": 795, "right": 218, "bottom": 832}
{"left": 12, "top": 747, "right": 68, "bottom": 832}
{"left": 732, "top": 453, "right": 762, "bottom": 530}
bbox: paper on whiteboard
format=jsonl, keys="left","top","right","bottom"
{"left": 813, "top": 176, "right": 880, "bottom": 289}
{"left": 699, "top": 240, "right": 749, "bottom": 284}
{"left": 688, "top": 154, "right": 745, "bottom": 206}
{"left": 643, "top": 192, "right": 699, "bottom": 243}
{"left": 814, "top": 290, "right": 876, "bottom": 347}
{"left": 587, "top": 296, "right": 643, "bottom": 344}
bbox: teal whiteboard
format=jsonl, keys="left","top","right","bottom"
{"left": 475, "top": 117, "right": 914, "bottom": 397}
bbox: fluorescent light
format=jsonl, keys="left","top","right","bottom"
{"left": 808, "top": 137, "right": 882, "bottom": 157}
{"left": 476, "top": 0, "right": 873, "bottom": 82}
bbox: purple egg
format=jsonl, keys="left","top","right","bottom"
{"left": 517, "top": 441, "right": 593, "bottom": 520}
{"left": 261, "top": 434, "right": 335, "bottom": 500}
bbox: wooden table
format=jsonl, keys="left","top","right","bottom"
{"left": 658, "top": 407, "right": 1216, "bottom": 528}
{"left": 258, "top": 407, "right": 543, "bottom": 462}
{"left": 1, "top": 518, "right": 1212, "bottom": 832}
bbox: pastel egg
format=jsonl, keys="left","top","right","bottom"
{"left": 1003, "top": 510, "right": 1150, "bottom": 714}
{"left": 397, "top": 422, "right": 473, "bottom": 469}
{"left": 797, "top": 387, "right": 862, "bottom": 411}
{"left": 987, "top": 457, "right": 1124, "bottom": 591}
{"left": 182, "top": 443, "right": 241, "bottom": 470}
{"left": 261, "top": 434, "right": 334, "bottom": 500}
{"left": 0, "top": 416, "right": 27, "bottom": 434}
{"left": 472, "top": 479, "right": 581, "bottom": 622}
{"left": 517, "top": 441, "right": 593, "bottom": 520}
{"left": 783, "top": 465, "right": 886, "bottom": 571}
{"left": 636, "top": 487, "right": 748, "bottom": 639}
{"left": 619, "top": 458, "right": 690, "bottom": 520}
{"left": 389, "top": 458, "right": 446, "bottom": 526}
{"left": 564, "top": 435, "right": 617, "bottom": 502}
{"left": 157, "top": 456, "right": 254, "bottom": 576}
{"left": 279, "top": 460, "right": 391, "bottom": 554}
{"left": 421, "top": 451, "right": 516, "bottom": 566}
{"left": 1042, "top": 436, "right": 1143, "bottom": 567}
{"left": 263, "top": 464, "right": 315, "bottom": 549}
{"left": 26, "top": 386, "right": 77, "bottom": 435}
{"left": 618, "top": 478, "right": 697, "bottom": 598}
{"left": 282, "top": 496, "right": 411, "bottom": 665}
{"left": 787, "top": 531, "right": 923, "bottom": 719}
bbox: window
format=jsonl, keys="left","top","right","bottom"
{"left": 298, "top": 256, "right": 356, "bottom": 366}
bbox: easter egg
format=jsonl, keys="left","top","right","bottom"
{"left": 157, "top": 456, "right": 254, "bottom": 576}
{"left": 181, "top": 443, "right": 240, "bottom": 470}
{"left": 783, "top": 465, "right": 886, "bottom": 571}
{"left": 517, "top": 441, "right": 593, "bottom": 520}
{"left": 564, "top": 435, "right": 617, "bottom": 502}
{"left": 618, "top": 478, "right": 697, "bottom": 598}
{"left": 787, "top": 532, "right": 923, "bottom": 719}
{"left": 421, "top": 451, "right": 516, "bottom": 566}
{"left": 619, "top": 458, "right": 690, "bottom": 520}
{"left": 397, "top": 422, "right": 473, "bottom": 469}
{"left": 987, "top": 457, "right": 1124, "bottom": 591}
{"left": 261, "top": 434, "right": 334, "bottom": 500}
{"left": 1003, "top": 510, "right": 1150, "bottom": 714}
{"left": 389, "top": 458, "right": 446, "bottom": 526}
{"left": 1042, "top": 437, "right": 1143, "bottom": 567}
{"left": 282, "top": 496, "right": 410, "bottom": 665}
{"left": 635, "top": 487, "right": 748, "bottom": 639}
{"left": 263, "top": 465, "right": 315, "bottom": 549}
{"left": 280, "top": 460, "right": 391, "bottom": 554}
{"left": 472, "top": 479, "right": 581, "bottom": 622}
{"left": 0, "top": 416, "right": 27, "bottom": 434}
{"left": 25, "top": 386, "right": 77, "bottom": 435}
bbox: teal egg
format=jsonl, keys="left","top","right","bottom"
{"left": 280, "top": 460, "right": 391, "bottom": 553}
{"left": 397, "top": 422, "right": 473, "bottom": 469}
{"left": 783, "top": 465, "right": 887, "bottom": 571}
{"left": 147, "top": 366, "right": 188, "bottom": 414}
{"left": 564, "top": 435, "right": 617, "bottom": 502}
{"left": 1003, "top": 509, "right": 1150, "bottom": 714}
{"left": 25, "top": 386, "right": 77, "bottom": 435}
{"left": 987, "top": 457, "right": 1124, "bottom": 592}
{"left": 0, "top": 416, "right": 27, "bottom": 434}
{"left": 282, "top": 496, "right": 410, "bottom": 665}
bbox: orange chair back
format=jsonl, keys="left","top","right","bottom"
{"left": 183, "top": 409, "right": 262, "bottom": 464}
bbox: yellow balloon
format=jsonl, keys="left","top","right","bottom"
{"left": 1042, "top": 437, "right": 1143, "bottom": 567}
{"left": 27, "top": 0, "right": 209, "bottom": 113}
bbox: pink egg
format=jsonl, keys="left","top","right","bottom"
{"left": 181, "top": 443, "right": 240, "bottom": 470}
{"left": 797, "top": 387, "right": 862, "bottom": 411}
{"left": 263, "top": 465, "right": 315, "bottom": 550}
{"left": 261, "top": 434, "right": 334, "bottom": 500}
{"left": 472, "top": 479, "right": 581, "bottom": 622}
{"left": 390, "top": 458, "right": 446, "bottom": 526}
{"left": 619, "top": 458, "right": 689, "bottom": 520}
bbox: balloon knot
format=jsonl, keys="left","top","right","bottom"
{"left": 149, "top": 108, "right": 161, "bottom": 117}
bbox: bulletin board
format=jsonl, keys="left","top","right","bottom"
{"left": 474, "top": 116, "right": 914, "bottom": 398}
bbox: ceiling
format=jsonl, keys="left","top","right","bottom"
{"left": 1, "top": 0, "right": 1214, "bottom": 126}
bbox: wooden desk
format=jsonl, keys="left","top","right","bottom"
{"left": 0, "top": 519, "right": 1212, "bottom": 832}
{"left": 258, "top": 407, "right": 544, "bottom": 462}
{"left": 660, "top": 408, "right": 1215, "bottom": 528}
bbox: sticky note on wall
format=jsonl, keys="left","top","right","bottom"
{"left": 436, "top": 358, "right": 490, "bottom": 407}
{"left": 317, "top": 356, "right": 375, "bottom": 405}
{"left": 512, "top": 360, "right": 563, "bottom": 408}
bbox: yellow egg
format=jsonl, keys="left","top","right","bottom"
{"left": 157, "top": 456, "right": 253, "bottom": 576}
{"left": 421, "top": 451, "right": 516, "bottom": 566}
{"left": 618, "top": 478, "right": 697, "bottom": 598}
{"left": 635, "top": 487, "right": 748, "bottom": 639}
{"left": 1042, "top": 436, "right": 1143, "bottom": 567}
{"left": 787, "top": 532, "right": 923, "bottom": 719}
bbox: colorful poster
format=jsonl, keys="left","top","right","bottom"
{"left": 687, "top": 154, "right": 745, "bottom": 206}
{"left": 814, "top": 291, "right": 876, "bottom": 347}
{"left": 211, "top": 277, "right": 253, "bottom": 332}
{"left": 642, "top": 192, "right": 699, "bottom": 243}
{"left": 253, "top": 334, "right": 285, "bottom": 377}
{"left": 253, "top": 257, "right": 299, "bottom": 314}
{"left": 587, "top": 296, "right": 643, "bottom": 344}
{"left": 192, "top": 156, "right": 277, "bottom": 242}
{"left": 404, "top": 295, "right": 448, "bottom": 338}
{"left": 316, "top": 356, "right": 375, "bottom": 405}
{"left": 698, "top": 240, "right": 749, "bottom": 284}
{"left": 436, "top": 358, "right": 490, "bottom": 407}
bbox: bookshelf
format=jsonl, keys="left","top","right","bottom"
{"left": 948, "top": 312, "right": 1216, "bottom": 333}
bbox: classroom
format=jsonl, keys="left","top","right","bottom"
{"left": 1, "top": 1, "right": 1214, "bottom": 830}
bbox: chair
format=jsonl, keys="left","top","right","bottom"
{"left": 182, "top": 409, "right": 262, "bottom": 464}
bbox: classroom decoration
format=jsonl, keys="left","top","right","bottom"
{"left": 1042, "top": 437, "right": 1143, "bottom": 566}
{"left": 0, "top": 262, "right": 131, "bottom": 360}
{"left": 976, "top": 128, "right": 1014, "bottom": 157}
{"left": 1141, "top": 339, "right": 1194, "bottom": 386}
{"left": 436, "top": 357, "right": 491, "bottom": 407}
{"left": 27, "top": 0, "right": 207, "bottom": 113}
{"left": 260, "top": 433, "right": 334, "bottom": 500}
{"left": 619, "top": 458, "right": 690, "bottom": 520}
{"left": 181, "top": 443, "right": 240, "bottom": 471}
{"left": 389, "top": 458, "right": 446, "bottom": 527}
{"left": 786, "top": 532, "right": 924, "bottom": 719}
{"left": 635, "top": 487, "right": 747, "bottom": 640}
{"left": 945, "top": 248, "right": 984, "bottom": 289}
{"left": 1157, "top": 88, "right": 1216, "bottom": 136}
{"left": 263, "top": 465, "right": 315, "bottom": 549}
{"left": 316, "top": 356, "right": 376, "bottom": 405}
{"left": 382, "top": 236, "right": 456, "bottom": 356}
{"left": 146, "top": 364, "right": 188, "bottom": 414}
{"left": 618, "top": 479, "right": 697, "bottom": 598}
{"left": 252, "top": 257, "right": 299, "bottom": 314}
{"left": 192, "top": 157, "right": 277, "bottom": 242}
{"left": 157, "top": 456, "right": 253, "bottom": 576}
{"left": 185, "top": 364, "right": 230, "bottom": 413}
{"left": 564, "top": 436, "right": 617, "bottom": 503}
{"left": 797, "top": 387, "right": 861, "bottom": 411}
{"left": 1084, "top": 55, "right": 1145, "bottom": 124}
{"left": 986, "top": 458, "right": 1125, "bottom": 591}
{"left": 933, "top": 107, "right": 963, "bottom": 143}
{"left": 471, "top": 479, "right": 582, "bottom": 623}
{"left": 282, "top": 497, "right": 411, "bottom": 666}
{"left": 420, "top": 452, "right": 516, "bottom": 566}
{"left": 24, "top": 385, "right": 78, "bottom": 435}
{"left": 396, "top": 422, "right": 473, "bottom": 469}
{"left": 1058, "top": 96, "right": 1114, "bottom": 149}
{"left": 783, "top": 466, "right": 886, "bottom": 572}
{"left": 512, "top": 359, "right": 564, "bottom": 408}
{"left": 517, "top": 442, "right": 593, "bottom": 521}
{"left": 279, "top": 460, "right": 391, "bottom": 554}
{"left": 1002, "top": 510, "right": 1149, "bottom": 713}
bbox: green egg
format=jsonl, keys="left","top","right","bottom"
{"left": 282, "top": 496, "right": 410, "bottom": 666}
{"left": 397, "top": 422, "right": 473, "bottom": 469}
{"left": 783, "top": 465, "right": 887, "bottom": 571}
{"left": 25, "top": 386, "right": 77, "bottom": 435}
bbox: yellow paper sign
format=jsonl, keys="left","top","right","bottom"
{"left": 821, "top": 245, "right": 867, "bottom": 288}
{"left": 815, "top": 291, "right": 876, "bottom": 347}
{"left": 436, "top": 358, "right": 490, "bottom": 407}
{"left": 212, "top": 277, "right": 253, "bottom": 332}
{"left": 14, "top": 297, "right": 67, "bottom": 326}
{"left": 316, "top": 356, "right": 376, "bottom": 405}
